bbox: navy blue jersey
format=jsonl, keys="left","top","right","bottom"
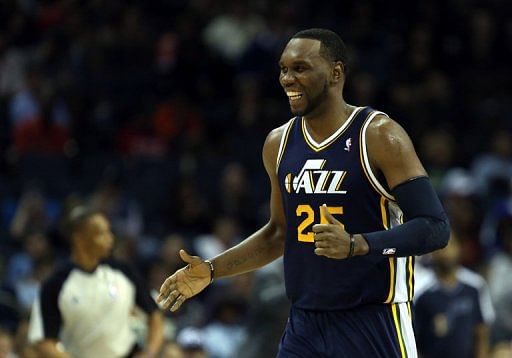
{"left": 414, "top": 268, "right": 495, "bottom": 358}
{"left": 277, "top": 106, "right": 414, "bottom": 311}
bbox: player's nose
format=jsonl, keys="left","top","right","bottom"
{"left": 280, "top": 72, "right": 296, "bottom": 87}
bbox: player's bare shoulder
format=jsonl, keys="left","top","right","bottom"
{"left": 366, "top": 113, "right": 426, "bottom": 188}
{"left": 263, "top": 121, "right": 292, "bottom": 172}
{"left": 366, "top": 114, "right": 415, "bottom": 162}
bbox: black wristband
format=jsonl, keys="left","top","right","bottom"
{"left": 348, "top": 234, "right": 355, "bottom": 258}
{"left": 204, "top": 260, "right": 214, "bottom": 283}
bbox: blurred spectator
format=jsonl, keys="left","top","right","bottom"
{"left": 88, "top": 179, "right": 143, "bottom": 240}
{"left": 0, "top": 48, "right": 26, "bottom": 97}
{"left": 214, "top": 162, "right": 260, "bottom": 229}
{"left": 414, "top": 236, "right": 494, "bottom": 358}
{"left": 9, "top": 189, "right": 55, "bottom": 241}
{"left": 5, "top": 232, "right": 52, "bottom": 288}
{"left": 13, "top": 255, "right": 54, "bottom": 314}
{"left": 176, "top": 327, "right": 208, "bottom": 358}
{"left": 440, "top": 168, "right": 483, "bottom": 268}
{"left": 194, "top": 217, "right": 241, "bottom": 259}
{"left": 152, "top": 96, "right": 204, "bottom": 151}
{"left": 5, "top": 232, "right": 55, "bottom": 315}
{"left": 480, "top": 187, "right": 512, "bottom": 256}
{"left": 487, "top": 216, "right": 512, "bottom": 356}
{"left": 201, "top": 297, "right": 247, "bottom": 358}
{"left": 203, "top": 2, "right": 266, "bottom": 62}
{"left": 419, "top": 128, "right": 456, "bottom": 190}
{"left": 8, "top": 68, "right": 42, "bottom": 127}
{"left": 236, "top": 259, "right": 288, "bottom": 358}
{"left": 160, "top": 234, "right": 189, "bottom": 274}
{"left": 166, "top": 178, "right": 210, "bottom": 233}
{"left": 117, "top": 113, "right": 168, "bottom": 160}
{"left": 11, "top": 81, "right": 71, "bottom": 156}
{"left": 472, "top": 129, "right": 512, "bottom": 204}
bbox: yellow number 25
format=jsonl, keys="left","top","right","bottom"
{"left": 295, "top": 204, "right": 343, "bottom": 242}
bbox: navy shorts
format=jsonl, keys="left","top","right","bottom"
{"left": 278, "top": 302, "right": 417, "bottom": 358}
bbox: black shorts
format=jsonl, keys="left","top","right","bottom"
{"left": 278, "top": 303, "right": 417, "bottom": 358}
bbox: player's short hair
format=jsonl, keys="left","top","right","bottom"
{"left": 292, "top": 28, "right": 349, "bottom": 72}
{"left": 67, "top": 206, "right": 100, "bottom": 237}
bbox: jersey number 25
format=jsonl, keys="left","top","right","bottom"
{"left": 296, "top": 205, "right": 344, "bottom": 242}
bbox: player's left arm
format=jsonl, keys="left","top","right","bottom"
{"left": 361, "top": 115, "right": 450, "bottom": 256}
{"left": 313, "top": 115, "right": 449, "bottom": 259}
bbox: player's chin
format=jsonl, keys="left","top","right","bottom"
{"left": 101, "top": 246, "right": 113, "bottom": 258}
{"left": 290, "top": 106, "right": 305, "bottom": 116}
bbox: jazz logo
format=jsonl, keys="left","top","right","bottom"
{"left": 285, "top": 159, "right": 347, "bottom": 194}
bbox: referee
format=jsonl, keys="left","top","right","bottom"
{"left": 28, "top": 208, "right": 163, "bottom": 358}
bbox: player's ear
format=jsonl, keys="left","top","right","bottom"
{"left": 331, "top": 62, "right": 344, "bottom": 84}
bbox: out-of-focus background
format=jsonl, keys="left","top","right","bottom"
{"left": 0, "top": 0, "right": 511, "bottom": 357}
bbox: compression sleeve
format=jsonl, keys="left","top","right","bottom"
{"left": 362, "top": 176, "right": 450, "bottom": 257}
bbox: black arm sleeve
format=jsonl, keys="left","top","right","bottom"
{"left": 362, "top": 176, "right": 450, "bottom": 257}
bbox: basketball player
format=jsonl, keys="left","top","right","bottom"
{"left": 28, "top": 208, "right": 164, "bottom": 358}
{"left": 158, "top": 28, "right": 450, "bottom": 357}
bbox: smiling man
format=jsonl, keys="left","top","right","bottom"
{"left": 158, "top": 28, "right": 450, "bottom": 357}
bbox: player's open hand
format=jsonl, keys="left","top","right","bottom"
{"left": 157, "top": 249, "right": 211, "bottom": 312}
{"left": 312, "top": 205, "right": 352, "bottom": 259}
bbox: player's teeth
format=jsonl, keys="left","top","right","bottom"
{"left": 287, "top": 92, "right": 303, "bottom": 100}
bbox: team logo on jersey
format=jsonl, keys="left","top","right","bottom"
{"left": 285, "top": 159, "right": 347, "bottom": 194}
{"left": 344, "top": 138, "right": 352, "bottom": 152}
{"left": 382, "top": 248, "right": 396, "bottom": 255}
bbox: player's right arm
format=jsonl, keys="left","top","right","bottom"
{"left": 158, "top": 126, "right": 287, "bottom": 312}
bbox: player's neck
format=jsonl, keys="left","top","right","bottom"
{"left": 72, "top": 250, "right": 101, "bottom": 272}
{"left": 303, "top": 97, "right": 353, "bottom": 142}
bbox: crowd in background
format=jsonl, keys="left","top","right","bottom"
{"left": 0, "top": 0, "right": 511, "bottom": 357}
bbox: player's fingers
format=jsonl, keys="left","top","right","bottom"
{"left": 170, "top": 294, "right": 187, "bottom": 312}
{"left": 179, "top": 249, "right": 203, "bottom": 267}
{"left": 314, "top": 248, "right": 331, "bottom": 257}
{"left": 157, "top": 276, "right": 175, "bottom": 302}
{"left": 314, "top": 231, "right": 337, "bottom": 241}
{"left": 314, "top": 240, "right": 330, "bottom": 248}
{"left": 312, "top": 224, "right": 331, "bottom": 233}
{"left": 162, "top": 289, "right": 180, "bottom": 310}
{"left": 321, "top": 204, "right": 343, "bottom": 226}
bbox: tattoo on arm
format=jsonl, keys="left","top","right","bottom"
{"left": 226, "top": 245, "right": 267, "bottom": 270}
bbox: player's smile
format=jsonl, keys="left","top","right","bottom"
{"left": 286, "top": 90, "right": 305, "bottom": 111}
